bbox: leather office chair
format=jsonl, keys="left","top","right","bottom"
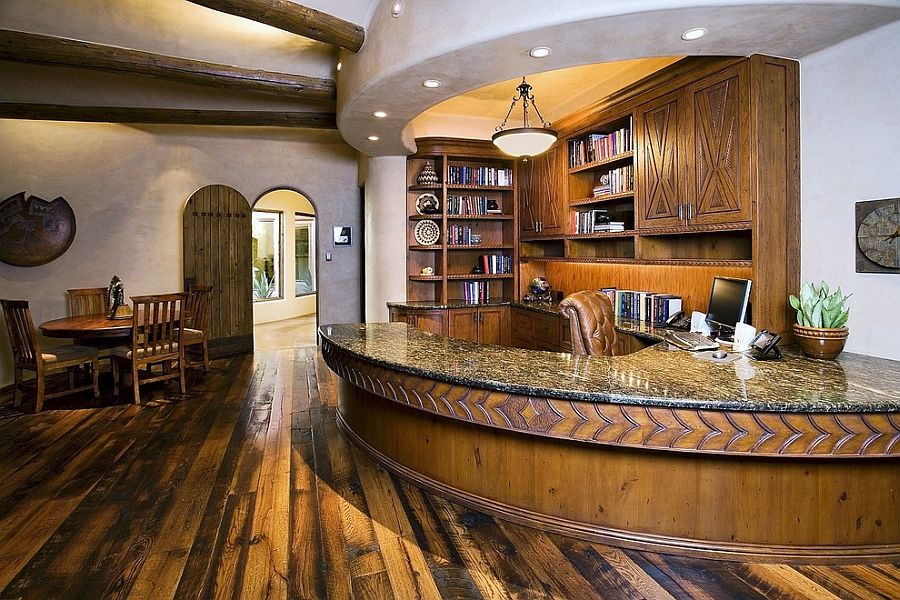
{"left": 110, "top": 293, "right": 187, "bottom": 405}
{"left": 183, "top": 284, "right": 212, "bottom": 372}
{"left": 559, "top": 290, "right": 618, "bottom": 356}
{"left": 1, "top": 299, "right": 100, "bottom": 412}
{"left": 67, "top": 287, "right": 108, "bottom": 316}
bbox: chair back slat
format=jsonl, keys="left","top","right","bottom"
{"left": 67, "top": 287, "right": 108, "bottom": 316}
{"left": 130, "top": 293, "right": 185, "bottom": 359}
{"left": 1, "top": 299, "right": 40, "bottom": 367}
{"left": 186, "top": 285, "right": 213, "bottom": 335}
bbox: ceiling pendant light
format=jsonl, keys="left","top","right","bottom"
{"left": 492, "top": 77, "right": 557, "bottom": 157}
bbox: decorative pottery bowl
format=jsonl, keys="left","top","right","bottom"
{"left": 793, "top": 324, "right": 849, "bottom": 360}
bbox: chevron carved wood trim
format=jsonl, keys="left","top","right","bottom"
{"left": 322, "top": 342, "right": 900, "bottom": 458}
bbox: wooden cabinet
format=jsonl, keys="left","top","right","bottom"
{"left": 389, "top": 306, "right": 448, "bottom": 336}
{"left": 635, "top": 89, "right": 686, "bottom": 229}
{"left": 519, "top": 144, "right": 565, "bottom": 237}
{"left": 448, "top": 306, "right": 509, "bottom": 345}
{"left": 685, "top": 63, "right": 751, "bottom": 225}
{"left": 510, "top": 307, "right": 571, "bottom": 352}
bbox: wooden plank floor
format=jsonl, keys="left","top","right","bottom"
{"left": 1, "top": 347, "right": 898, "bottom": 599}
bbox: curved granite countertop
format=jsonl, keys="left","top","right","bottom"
{"left": 319, "top": 322, "right": 900, "bottom": 413}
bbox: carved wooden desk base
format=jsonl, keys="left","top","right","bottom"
{"left": 324, "top": 341, "right": 900, "bottom": 563}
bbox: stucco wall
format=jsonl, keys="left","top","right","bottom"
{"left": 800, "top": 20, "right": 900, "bottom": 360}
{"left": 363, "top": 155, "right": 407, "bottom": 321}
{"left": 252, "top": 189, "right": 318, "bottom": 325}
{"left": 0, "top": 120, "right": 360, "bottom": 387}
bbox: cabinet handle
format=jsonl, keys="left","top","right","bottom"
{"left": 687, "top": 203, "right": 694, "bottom": 221}
{"left": 480, "top": 313, "right": 484, "bottom": 324}
{"left": 677, "top": 204, "right": 683, "bottom": 220}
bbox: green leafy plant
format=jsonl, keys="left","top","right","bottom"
{"left": 789, "top": 281, "right": 851, "bottom": 329}
{"left": 252, "top": 269, "right": 274, "bottom": 300}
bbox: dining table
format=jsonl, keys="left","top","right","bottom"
{"left": 40, "top": 311, "right": 190, "bottom": 342}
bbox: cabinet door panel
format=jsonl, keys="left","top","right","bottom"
{"left": 448, "top": 308, "right": 479, "bottom": 342}
{"left": 478, "top": 307, "right": 508, "bottom": 346}
{"left": 414, "top": 310, "right": 447, "bottom": 336}
{"left": 689, "top": 65, "right": 751, "bottom": 224}
{"left": 518, "top": 159, "right": 539, "bottom": 236}
{"left": 636, "top": 90, "right": 686, "bottom": 229}
{"left": 519, "top": 145, "right": 564, "bottom": 236}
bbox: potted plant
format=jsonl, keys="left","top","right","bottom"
{"left": 789, "top": 281, "right": 851, "bottom": 359}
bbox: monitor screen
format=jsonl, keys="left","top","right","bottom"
{"left": 705, "top": 277, "right": 752, "bottom": 330}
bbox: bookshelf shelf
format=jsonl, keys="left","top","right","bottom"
{"left": 409, "top": 214, "right": 442, "bottom": 221}
{"left": 448, "top": 244, "right": 514, "bottom": 251}
{"left": 567, "top": 231, "right": 636, "bottom": 239}
{"left": 570, "top": 191, "right": 634, "bottom": 207}
{"left": 409, "top": 245, "right": 442, "bottom": 251}
{"left": 446, "top": 185, "right": 513, "bottom": 191}
{"left": 519, "top": 256, "right": 753, "bottom": 267}
{"left": 447, "top": 274, "right": 514, "bottom": 280}
{"left": 446, "top": 214, "right": 514, "bottom": 221}
{"left": 408, "top": 275, "right": 443, "bottom": 281}
{"left": 408, "top": 184, "right": 443, "bottom": 191}
{"left": 568, "top": 151, "right": 633, "bottom": 174}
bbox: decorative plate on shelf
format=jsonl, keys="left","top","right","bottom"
{"left": 415, "top": 192, "right": 441, "bottom": 215}
{"left": 414, "top": 219, "right": 440, "bottom": 245}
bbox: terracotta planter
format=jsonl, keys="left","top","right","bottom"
{"left": 793, "top": 324, "right": 849, "bottom": 360}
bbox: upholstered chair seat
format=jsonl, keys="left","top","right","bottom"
{"left": 558, "top": 290, "right": 618, "bottom": 356}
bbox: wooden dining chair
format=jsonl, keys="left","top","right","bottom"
{"left": 183, "top": 285, "right": 212, "bottom": 372}
{"left": 1, "top": 299, "right": 100, "bottom": 412}
{"left": 110, "top": 293, "right": 187, "bottom": 405}
{"left": 67, "top": 287, "right": 108, "bottom": 316}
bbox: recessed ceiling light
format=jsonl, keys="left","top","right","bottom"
{"left": 529, "top": 46, "right": 551, "bottom": 58}
{"left": 336, "top": 61, "right": 342, "bottom": 72}
{"left": 391, "top": 1, "right": 403, "bottom": 17}
{"left": 373, "top": 111, "right": 388, "bottom": 118}
{"left": 681, "top": 27, "right": 707, "bottom": 41}
{"left": 368, "top": 135, "right": 380, "bottom": 141}
{"left": 422, "top": 79, "right": 442, "bottom": 88}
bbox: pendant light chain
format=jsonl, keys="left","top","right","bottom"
{"left": 496, "top": 77, "right": 552, "bottom": 133}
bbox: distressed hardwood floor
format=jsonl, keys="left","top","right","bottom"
{"left": 1, "top": 345, "right": 898, "bottom": 599}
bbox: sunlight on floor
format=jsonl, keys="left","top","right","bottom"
{"left": 254, "top": 314, "right": 318, "bottom": 350}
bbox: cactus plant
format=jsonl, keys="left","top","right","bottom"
{"left": 789, "top": 281, "right": 851, "bottom": 329}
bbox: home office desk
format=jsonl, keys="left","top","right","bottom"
{"left": 320, "top": 322, "right": 900, "bottom": 563}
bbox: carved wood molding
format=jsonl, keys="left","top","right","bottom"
{"left": 0, "top": 29, "right": 335, "bottom": 101}
{"left": 638, "top": 221, "right": 752, "bottom": 236}
{"left": 322, "top": 341, "right": 900, "bottom": 458}
{"left": 0, "top": 103, "right": 336, "bottom": 129}
{"left": 519, "top": 256, "right": 752, "bottom": 267}
{"left": 186, "top": 0, "right": 364, "bottom": 53}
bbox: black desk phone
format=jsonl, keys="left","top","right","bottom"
{"left": 664, "top": 311, "right": 691, "bottom": 330}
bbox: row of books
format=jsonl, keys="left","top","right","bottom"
{"left": 477, "top": 254, "right": 512, "bottom": 274}
{"left": 598, "top": 288, "right": 683, "bottom": 323}
{"left": 569, "top": 120, "right": 633, "bottom": 168}
{"left": 447, "top": 195, "right": 502, "bottom": 215}
{"left": 571, "top": 209, "right": 625, "bottom": 234}
{"left": 447, "top": 225, "right": 474, "bottom": 245}
{"left": 462, "top": 281, "right": 491, "bottom": 304}
{"left": 593, "top": 165, "right": 634, "bottom": 196}
{"left": 447, "top": 166, "right": 512, "bottom": 187}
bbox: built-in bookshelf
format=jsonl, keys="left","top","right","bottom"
{"left": 407, "top": 138, "right": 518, "bottom": 305}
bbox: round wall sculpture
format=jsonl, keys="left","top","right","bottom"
{"left": 0, "top": 192, "right": 76, "bottom": 267}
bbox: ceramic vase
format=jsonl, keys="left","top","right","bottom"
{"left": 793, "top": 324, "right": 849, "bottom": 360}
{"left": 417, "top": 161, "right": 440, "bottom": 186}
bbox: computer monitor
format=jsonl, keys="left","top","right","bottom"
{"left": 705, "top": 276, "right": 752, "bottom": 336}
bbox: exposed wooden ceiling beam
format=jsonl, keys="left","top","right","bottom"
{"left": 186, "top": 0, "right": 364, "bottom": 52}
{"left": 0, "top": 29, "right": 335, "bottom": 101}
{"left": 0, "top": 102, "right": 337, "bottom": 128}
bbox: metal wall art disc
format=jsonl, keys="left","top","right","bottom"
{"left": 0, "top": 192, "right": 76, "bottom": 267}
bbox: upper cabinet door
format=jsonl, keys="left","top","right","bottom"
{"left": 518, "top": 145, "right": 564, "bottom": 237}
{"left": 635, "top": 89, "right": 686, "bottom": 229}
{"left": 687, "top": 63, "right": 751, "bottom": 225}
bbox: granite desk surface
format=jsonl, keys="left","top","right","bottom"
{"left": 319, "top": 322, "right": 900, "bottom": 414}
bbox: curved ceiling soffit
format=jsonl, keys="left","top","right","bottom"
{"left": 337, "top": 0, "right": 900, "bottom": 156}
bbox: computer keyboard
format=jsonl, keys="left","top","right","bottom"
{"left": 664, "top": 330, "right": 719, "bottom": 351}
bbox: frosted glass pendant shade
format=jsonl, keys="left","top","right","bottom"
{"left": 492, "top": 127, "right": 557, "bottom": 157}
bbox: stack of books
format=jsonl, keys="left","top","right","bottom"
{"left": 568, "top": 119, "right": 633, "bottom": 168}
{"left": 571, "top": 209, "right": 626, "bottom": 234}
{"left": 463, "top": 281, "right": 490, "bottom": 304}
{"left": 447, "top": 224, "right": 475, "bottom": 245}
{"left": 478, "top": 254, "right": 511, "bottom": 274}
{"left": 447, "top": 195, "right": 491, "bottom": 215}
{"left": 448, "top": 166, "right": 512, "bottom": 187}
{"left": 593, "top": 165, "right": 633, "bottom": 196}
{"left": 602, "top": 288, "right": 683, "bottom": 323}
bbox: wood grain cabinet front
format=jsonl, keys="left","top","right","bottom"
{"left": 518, "top": 145, "right": 566, "bottom": 237}
{"left": 388, "top": 307, "right": 448, "bottom": 336}
{"left": 448, "top": 306, "right": 509, "bottom": 345}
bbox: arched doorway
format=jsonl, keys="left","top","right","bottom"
{"left": 251, "top": 189, "right": 318, "bottom": 348}
{"left": 182, "top": 184, "right": 253, "bottom": 356}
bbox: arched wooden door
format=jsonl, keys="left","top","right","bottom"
{"left": 183, "top": 185, "right": 253, "bottom": 356}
